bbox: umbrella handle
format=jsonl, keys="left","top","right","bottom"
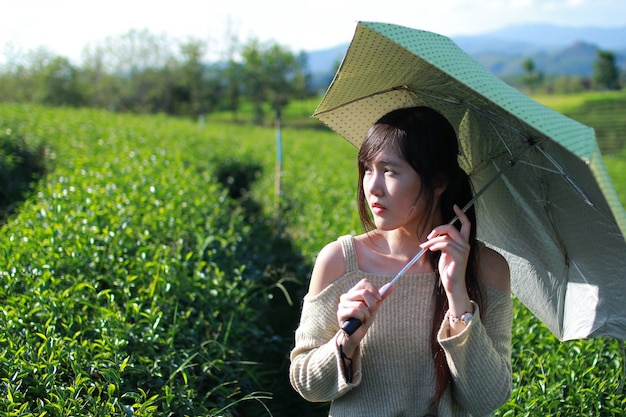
{"left": 341, "top": 318, "right": 362, "bottom": 335}
{"left": 340, "top": 248, "right": 427, "bottom": 336}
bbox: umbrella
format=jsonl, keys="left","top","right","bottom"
{"left": 313, "top": 21, "right": 626, "bottom": 341}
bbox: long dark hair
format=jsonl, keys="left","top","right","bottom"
{"left": 356, "top": 106, "right": 483, "bottom": 404}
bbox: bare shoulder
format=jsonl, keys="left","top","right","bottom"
{"left": 307, "top": 240, "right": 347, "bottom": 297}
{"left": 477, "top": 246, "right": 511, "bottom": 294}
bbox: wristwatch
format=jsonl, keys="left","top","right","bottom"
{"left": 450, "top": 312, "right": 473, "bottom": 325}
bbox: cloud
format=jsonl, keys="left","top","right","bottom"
{"left": 510, "top": 0, "right": 535, "bottom": 8}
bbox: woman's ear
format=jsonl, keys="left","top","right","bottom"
{"left": 434, "top": 181, "right": 447, "bottom": 198}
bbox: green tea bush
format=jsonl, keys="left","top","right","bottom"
{"left": 0, "top": 105, "right": 308, "bottom": 416}
{"left": 499, "top": 301, "right": 625, "bottom": 416}
{"left": 0, "top": 103, "right": 624, "bottom": 416}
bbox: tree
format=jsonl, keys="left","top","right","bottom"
{"left": 98, "top": 29, "right": 174, "bottom": 75}
{"left": 593, "top": 50, "right": 620, "bottom": 90}
{"left": 240, "top": 39, "right": 267, "bottom": 124}
{"left": 80, "top": 45, "right": 123, "bottom": 111}
{"left": 82, "top": 29, "right": 177, "bottom": 113}
{"left": 0, "top": 28, "right": 316, "bottom": 120}
{"left": 221, "top": 29, "right": 244, "bottom": 121}
{"left": 521, "top": 58, "right": 542, "bottom": 93}
{"left": 0, "top": 47, "right": 57, "bottom": 103}
{"left": 173, "top": 40, "right": 208, "bottom": 116}
{"left": 294, "top": 51, "right": 314, "bottom": 100}
{"left": 223, "top": 59, "right": 244, "bottom": 121}
{"left": 41, "top": 56, "right": 85, "bottom": 107}
{"left": 551, "top": 75, "right": 586, "bottom": 94}
{"left": 240, "top": 39, "right": 310, "bottom": 125}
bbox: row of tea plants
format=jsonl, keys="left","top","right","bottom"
{"left": 0, "top": 104, "right": 314, "bottom": 416}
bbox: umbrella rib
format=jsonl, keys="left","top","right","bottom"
{"left": 422, "top": 88, "right": 607, "bottom": 210}
{"left": 417, "top": 90, "right": 544, "bottom": 150}
{"left": 313, "top": 85, "right": 411, "bottom": 116}
{"left": 480, "top": 105, "right": 613, "bottom": 222}
{"left": 515, "top": 160, "right": 563, "bottom": 175}
{"left": 534, "top": 146, "right": 616, "bottom": 224}
{"left": 535, "top": 147, "right": 594, "bottom": 208}
{"left": 488, "top": 119, "right": 514, "bottom": 159}
{"left": 482, "top": 108, "right": 611, "bottom": 222}
{"left": 471, "top": 102, "right": 541, "bottom": 148}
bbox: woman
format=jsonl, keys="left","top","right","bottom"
{"left": 289, "top": 106, "right": 513, "bottom": 417}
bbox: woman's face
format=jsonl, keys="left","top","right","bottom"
{"left": 362, "top": 148, "right": 426, "bottom": 232}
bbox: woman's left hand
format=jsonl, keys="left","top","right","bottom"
{"left": 419, "top": 204, "right": 471, "bottom": 296}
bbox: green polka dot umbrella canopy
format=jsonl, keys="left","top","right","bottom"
{"left": 314, "top": 21, "right": 626, "bottom": 341}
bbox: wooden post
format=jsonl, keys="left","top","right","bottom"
{"left": 274, "top": 107, "right": 283, "bottom": 214}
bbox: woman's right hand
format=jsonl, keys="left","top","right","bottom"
{"left": 337, "top": 279, "right": 394, "bottom": 355}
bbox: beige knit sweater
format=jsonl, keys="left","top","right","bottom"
{"left": 289, "top": 235, "right": 513, "bottom": 417}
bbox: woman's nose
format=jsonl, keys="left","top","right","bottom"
{"left": 365, "top": 171, "right": 384, "bottom": 196}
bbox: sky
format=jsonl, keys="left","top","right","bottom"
{"left": 2, "top": 0, "right": 626, "bottom": 63}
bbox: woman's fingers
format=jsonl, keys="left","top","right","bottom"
{"left": 338, "top": 278, "right": 384, "bottom": 326}
{"left": 422, "top": 205, "right": 471, "bottom": 250}
{"left": 420, "top": 205, "right": 472, "bottom": 290}
{"left": 453, "top": 204, "right": 471, "bottom": 241}
{"left": 379, "top": 282, "right": 395, "bottom": 298}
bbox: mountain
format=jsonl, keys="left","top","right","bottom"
{"left": 477, "top": 23, "right": 626, "bottom": 50}
{"left": 473, "top": 41, "right": 608, "bottom": 77}
{"left": 305, "top": 23, "right": 626, "bottom": 86}
{"left": 305, "top": 44, "right": 347, "bottom": 92}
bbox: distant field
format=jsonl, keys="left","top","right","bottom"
{"left": 532, "top": 91, "right": 625, "bottom": 113}
{"left": 605, "top": 153, "right": 626, "bottom": 206}
{"left": 534, "top": 90, "right": 626, "bottom": 155}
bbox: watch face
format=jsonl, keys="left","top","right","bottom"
{"left": 450, "top": 312, "right": 473, "bottom": 325}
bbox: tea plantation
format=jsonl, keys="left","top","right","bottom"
{"left": 0, "top": 102, "right": 624, "bottom": 416}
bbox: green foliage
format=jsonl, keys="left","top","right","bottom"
{"left": 549, "top": 75, "right": 587, "bottom": 95}
{"left": 593, "top": 50, "right": 621, "bottom": 91}
{"left": 40, "top": 56, "right": 87, "bottom": 107}
{"left": 0, "top": 97, "right": 624, "bottom": 416}
{"left": 496, "top": 301, "right": 625, "bottom": 416}
{"left": 0, "top": 104, "right": 308, "bottom": 416}
{"left": 240, "top": 39, "right": 312, "bottom": 124}
{"left": 0, "top": 29, "right": 314, "bottom": 122}
{"left": 520, "top": 58, "right": 543, "bottom": 93}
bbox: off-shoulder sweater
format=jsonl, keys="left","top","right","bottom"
{"left": 289, "top": 235, "right": 513, "bottom": 417}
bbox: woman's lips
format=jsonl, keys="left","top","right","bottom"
{"left": 371, "top": 203, "right": 385, "bottom": 215}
